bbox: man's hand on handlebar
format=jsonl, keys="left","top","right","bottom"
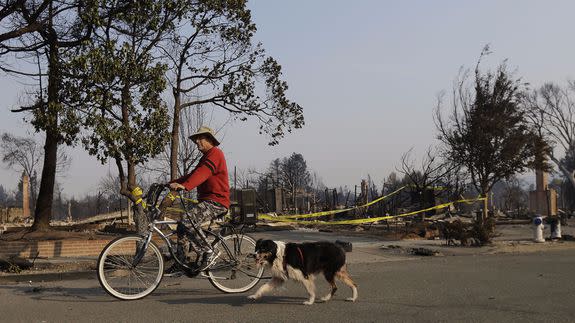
{"left": 168, "top": 182, "right": 186, "bottom": 191}
{"left": 158, "top": 183, "right": 185, "bottom": 210}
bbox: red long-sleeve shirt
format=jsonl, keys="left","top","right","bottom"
{"left": 172, "top": 146, "right": 230, "bottom": 208}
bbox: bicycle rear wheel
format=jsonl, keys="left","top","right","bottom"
{"left": 208, "top": 234, "right": 263, "bottom": 293}
{"left": 97, "top": 235, "right": 164, "bottom": 300}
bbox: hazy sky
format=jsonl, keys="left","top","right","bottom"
{"left": 1, "top": 0, "right": 574, "bottom": 197}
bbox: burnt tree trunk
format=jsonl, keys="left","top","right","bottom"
{"left": 31, "top": 28, "right": 60, "bottom": 232}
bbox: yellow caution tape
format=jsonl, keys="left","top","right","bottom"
{"left": 363, "top": 186, "right": 408, "bottom": 207}
{"left": 134, "top": 198, "right": 147, "bottom": 209}
{"left": 131, "top": 187, "right": 198, "bottom": 210}
{"left": 131, "top": 187, "right": 146, "bottom": 208}
{"left": 166, "top": 192, "right": 177, "bottom": 201}
{"left": 259, "top": 197, "right": 486, "bottom": 225}
{"left": 276, "top": 207, "right": 355, "bottom": 220}
{"left": 132, "top": 187, "right": 143, "bottom": 197}
{"left": 459, "top": 194, "right": 485, "bottom": 204}
{"left": 274, "top": 186, "right": 407, "bottom": 220}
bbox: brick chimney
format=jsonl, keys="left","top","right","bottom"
{"left": 22, "top": 174, "right": 30, "bottom": 217}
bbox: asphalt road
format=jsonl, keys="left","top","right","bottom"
{"left": 2, "top": 246, "right": 575, "bottom": 322}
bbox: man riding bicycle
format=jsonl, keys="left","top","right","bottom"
{"left": 166, "top": 126, "right": 230, "bottom": 273}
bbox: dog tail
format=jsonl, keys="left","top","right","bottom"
{"left": 335, "top": 240, "right": 352, "bottom": 252}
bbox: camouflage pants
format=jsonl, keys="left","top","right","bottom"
{"left": 176, "top": 201, "right": 227, "bottom": 262}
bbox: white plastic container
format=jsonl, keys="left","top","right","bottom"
{"left": 533, "top": 216, "right": 545, "bottom": 243}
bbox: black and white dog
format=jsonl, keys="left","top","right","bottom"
{"left": 248, "top": 239, "right": 358, "bottom": 305}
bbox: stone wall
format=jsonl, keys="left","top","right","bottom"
{"left": 0, "top": 235, "right": 170, "bottom": 258}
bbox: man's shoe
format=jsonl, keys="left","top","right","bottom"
{"left": 195, "top": 250, "right": 220, "bottom": 271}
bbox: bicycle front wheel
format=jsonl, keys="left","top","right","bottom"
{"left": 208, "top": 234, "right": 263, "bottom": 293}
{"left": 97, "top": 235, "right": 164, "bottom": 300}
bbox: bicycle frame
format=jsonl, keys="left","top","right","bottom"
{"left": 133, "top": 218, "right": 249, "bottom": 275}
{"left": 133, "top": 186, "right": 252, "bottom": 274}
{"left": 98, "top": 185, "right": 264, "bottom": 300}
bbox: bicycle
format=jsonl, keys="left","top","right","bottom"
{"left": 97, "top": 183, "right": 264, "bottom": 300}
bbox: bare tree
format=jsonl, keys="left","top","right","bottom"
{"left": 142, "top": 103, "right": 231, "bottom": 182}
{"left": 233, "top": 167, "right": 259, "bottom": 189}
{"left": 98, "top": 171, "right": 120, "bottom": 199}
{"left": 397, "top": 146, "right": 453, "bottom": 219}
{"left": 0, "top": 184, "right": 10, "bottom": 206}
{"left": 497, "top": 176, "right": 528, "bottom": 215}
{"left": 398, "top": 147, "right": 452, "bottom": 191}
{"left": 525, "top": 81, "right": 575, "bottom": 190}
{"left": 309, "top": 171, "right": 326, "bottom": 211}
{"left": 1, "top": 132, "right": 70, "bottom": 212}
{"left": 1, "top": 132, "right": 42, "bottom": 180}
{"left": 440, "top": 161, "right": 470, "bottom": 202}
{"left": 380, "top": 172, "right": 412, "bottom": 216}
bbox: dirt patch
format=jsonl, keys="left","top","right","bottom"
{"left": 402, "top": 233, "right": 425, "bottom": 240}
{"left": 489, "top": 239, "right": 575, "bottom": 254}
{"left": 0, "top": 259, "right": 95, "bottom": 277}
{"left": 294, "top": 223, "right": 422, "bottom": 241}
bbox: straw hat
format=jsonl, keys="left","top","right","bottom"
{"left": 189, "top": 126, "right": 220, "bottom": 146}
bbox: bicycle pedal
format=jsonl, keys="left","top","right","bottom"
{"left": 164, "top": 263, "right": 186, "bottom": 277}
